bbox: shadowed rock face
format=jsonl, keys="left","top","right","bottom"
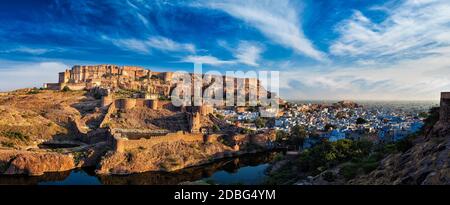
{"left": 440, "top": 92, "right": 450, "bottom": 122}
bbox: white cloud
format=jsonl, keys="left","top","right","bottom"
{"left": 110, "top": 38, "right": 152, "bottom": 54}
{"left": 105, "top": 36, "right": 196, "bottom": 54}
{"left": 0, "top": 47, "right": 53, "bottom": 55}
{"left": 279, "top": 0, "right": 450, "bottom": 101}
{"left": 278, "top": 53, "right": 450, "bottom": 101}
{"left": 182, "top": 41, "right": 264, "bottom": 66}
{"left": 198, "top": 0, "right": 326, "bottom": 61}
{"left": 234, "top": 41, "right": 264, "bottom": 66}
{"left": 0, "top": 61, "right": 67, "bottom": 92}
{"left": 181, "top": 55, "right": 234, "bottom": 66}
{"left": 330, "top": 0, "right": 450, "bottom": 61}
{"left": 146, "top": 36, "right": 196, "bottom": 53}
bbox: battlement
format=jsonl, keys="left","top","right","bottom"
{"left": 440, "top": 92, "right": 450, "bottom": 122}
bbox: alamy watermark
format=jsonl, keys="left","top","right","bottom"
{"left": 170, "top": 63, "right": 280, "bottom": 117}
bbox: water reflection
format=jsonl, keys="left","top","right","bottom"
{"left": 0, "top": 152, "right": 281, "bottom": 185}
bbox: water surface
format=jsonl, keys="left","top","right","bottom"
{"left": 0, "top": 152, "right": 281, "bottom": 185}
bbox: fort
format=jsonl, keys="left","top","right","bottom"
{"left": 44, "top": 64, "right": 175, "bottom": 95}
{"left": 44, "top": 64, "right": 269, "bottom": 102}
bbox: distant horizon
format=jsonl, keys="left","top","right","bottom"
{"left": 0, "top": 84, "right": 443, "bottom": 103}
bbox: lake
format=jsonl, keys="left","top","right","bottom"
{"left": 0, "top": 152, "right": 281, "bottom": 185}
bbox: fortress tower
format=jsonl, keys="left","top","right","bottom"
{"left": 189, "top": 112, "right": 202, "bottom": 133}
{"left": 440, "top": 92, "right": 450, "bottom": 122}
{"left": 116, "top": 99, "right": 136, "bottom": 111}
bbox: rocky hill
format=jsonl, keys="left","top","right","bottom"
{"left": 349, "top": 108, "right": 449, "bottom": 185}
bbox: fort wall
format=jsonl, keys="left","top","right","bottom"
{"left": 43, "top": 83, "right": 62, "bottom": 90}
{"left": 99, "top": 102, "right": 116, "bottom": 128}
{"left": 109, "top": 129, "right": 206, "bottom": 152}
{"left": 101, "top": 95, "right": 113, "bottom": 107}
{"left": 113, "top": 98, "right": 162, "bottom": 111}
{"left": 60, "top": 83, "right": 87, "bottom": 91}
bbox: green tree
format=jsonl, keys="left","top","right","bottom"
{"left": 61, "top": 86, "right": 71, "bottom": 92}
{"left": 290, "top": 125, "right": 308, "bottom": 150}
{"left": 356, "top": 117, "right": 367, "bottom": 124}
{"left": 276, "top": 130, "right": 288, "bottom": 142}
{"left": 255, "top": 117, "right": 267, "bottom": 128}
{"left": 212, "top": 125, "right": 221, "bottom": 132}
{"left": 324, "top": 124, "right": 336, "bottom": 131}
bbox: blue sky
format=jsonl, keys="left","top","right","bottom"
{"left": 1, "top": 0, "right": 450, "bottom": 100}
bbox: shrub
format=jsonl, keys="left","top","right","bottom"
{"left": 275, "top": 130, "right": 288, "bottom": 142}
{"left": 339, "top": 163, "right": 359, "bottom": 180}
{"left": 356, "top": 118, "right": 367, "bottom": 124}
{"left": 361, "top": 162, "right": 378, "bottom": 174}
{"left": 27, "top": 88, "right": 40, "bottom": 95}
{"left": 212, "top": 125, "right": 221, "bottom": 132}
{"left": 2, "top": 131, "right": 30, "bottom": 141}
{"left": 1, "top": 141, "right": 15, "bottom": 148}
{"left": 323, "top": 171, "right": 336, "bottom": 182}
{"left": 395, "top": 138, "right": 413, "bottom": 153}
{"left": 255, "top": 117, "right": 267, "bottom": 128}
{"left": 273, "top": 152, "right": 285, "bottom": 161}
{"left": 216, "top": 114, "right": 225, "bottom": 120}
{"left": 62, "top": 86, "right": 71, "bottom": 92}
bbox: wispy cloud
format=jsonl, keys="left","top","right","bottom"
{"left": 0, "top": 47, "right": 54, "bottom": 55}
{"left": 284, "top": 0, "right": 450, "bottom": 100}
{"left": 181, "top": 55, "right": 234, "bottom": 66}
{"left": 279, "top": 53, "right": 450, "bottom": 101}
{"left": 183, "top": 40, "right": 264, "bottom": 66}
{"left": 330, "top": 0, "right": 450, "bottom": 61}
{"left": 147, "top": 36, "right": 196, "bottom": 53}
{"left": 197, "top": 0, "right": 326, "bottom": 61}
{"left": 234, "top": 41, "right": 264, "bottom": 66}
{"left": 104, "top": 36, "right": 196, "bottom": 54}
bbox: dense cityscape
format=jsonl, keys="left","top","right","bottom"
{"left": 216, "top": 100, "right": 437, "bottom": 149}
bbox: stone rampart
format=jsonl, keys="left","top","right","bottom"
{"left": 109, "top": 129, "right": 205, "bottom": 152}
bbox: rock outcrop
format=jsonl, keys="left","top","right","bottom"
{"left": 349, "top": 136, "right": 449, "bottom": 185}
{"left": 0, "top": 151, "right": 75, "bottom": 176}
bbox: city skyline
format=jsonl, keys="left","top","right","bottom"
{"left": 1, "top": 0, "right": 450, "bottom": 101}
